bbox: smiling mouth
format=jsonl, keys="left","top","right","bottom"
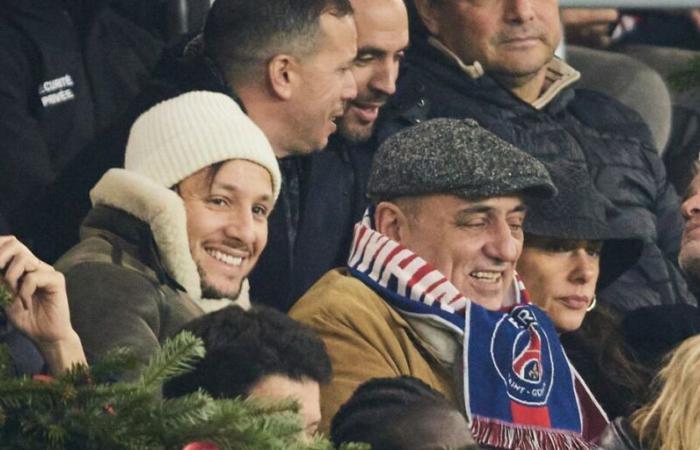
{"left": 470, "top": 271, "right": 502, "bottom": 284}
{"left": 206, "top": 248, "right": 243, "bottom": 267}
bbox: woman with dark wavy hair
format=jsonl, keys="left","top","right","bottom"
{"left": 516, "top": 162, "right": 649, "bottom": 419}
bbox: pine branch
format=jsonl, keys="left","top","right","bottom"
{"left": 87, "top": 346, "right": 141, "bottom": 383}
{"left": 138, "top": 331, "right": 205, "bottom": 389}
{"left": 0, "top": 333, "right": 363, "bottom": 450}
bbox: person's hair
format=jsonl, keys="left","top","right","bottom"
{"left": 163, "top": 305, "right": 331, "bottom": 399}
{"left": 203, "top": 0, "right": 353, "bottom": 83}
{"left": 630, "top": 334, "right": 700, "bottom": 450}
{"left": 331, "top": 376, "right": 478, "bottom": 450}
{"left": 559, "top": 304, "right": 652, "bottom": 419}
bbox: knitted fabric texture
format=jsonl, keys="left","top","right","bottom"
{"left": 125, "top": 91, "right": 281, "bottom": 200}
{"left": 368, "top": 118, "right": 556, "bottom": 200}
{"left": 524, "top": 162, "right": 643, "bottom": 289}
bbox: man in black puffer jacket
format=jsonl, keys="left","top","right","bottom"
{"left": 376, "top": 0, "right": 695, "bottom": 311}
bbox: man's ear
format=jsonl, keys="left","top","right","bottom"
{"left": 375, "top": 201, "right": 410, "bottom": 243}
{"left": 267, "top": 54, "right": 295, "bottom": 100}
{"left": 413, "top": 0, "right": 441, "bottom": 36}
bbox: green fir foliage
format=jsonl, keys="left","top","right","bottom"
{"left": 0, "top": 331, "right": 368, "bottom": 450}
{"left": 669, "top": 56, "right": 700, "bottom": 92}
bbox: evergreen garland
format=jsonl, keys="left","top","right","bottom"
{"left": 0, "top": 298, "right": 366, "bottom": 450}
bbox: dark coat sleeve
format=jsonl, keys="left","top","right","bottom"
{"left": 0, "top": 22, "right": 57, "bottom": 232}
{"left": 62, "top": 262, "right": 163, "bottom": 367}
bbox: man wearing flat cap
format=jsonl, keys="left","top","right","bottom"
{"left": 291, "top": 118, "right": 608, "bottom": 447}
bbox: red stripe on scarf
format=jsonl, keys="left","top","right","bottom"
{"left": 351, "top": 225, "right": 367, "bottom": 257}
{"left": 399, "top": 253, "right": 418, "bottom": 269}
{"left": 511, "top": 402, "right": 551, "bottom": 427}
{"left": 407, "top": 262, "right": 433, "bottom": 291}
{"left": 383, "top": 243, "right": 404, "bottom": 268}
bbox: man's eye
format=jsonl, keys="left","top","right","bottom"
{"left": 355, "top": 54, "right": 374, "bottom": 65}
{"left": 252, "top": 205, "right": 268, "bottom": 217}
{"left": 509, "top": 223, "right": 523, "bottom": 231}
{"left": 207, "top": 197, "right": 228, "bottom": 207}
{"left": 459, "top": 221, "right": 486, "bottom": 228}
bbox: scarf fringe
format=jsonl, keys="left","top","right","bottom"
{"left": 471, "top": 416, "right": 595, "bottom": 450}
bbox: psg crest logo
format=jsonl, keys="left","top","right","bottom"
{"left": 490, "top": 306, "right": 554, "bottom": 406}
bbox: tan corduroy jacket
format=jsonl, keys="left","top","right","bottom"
{"left": 290, "top": 269, "right": 459, "bottom": 434}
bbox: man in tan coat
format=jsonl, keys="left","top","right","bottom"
{"left": 291, "top": 119, "right": 609, "bottom": 448}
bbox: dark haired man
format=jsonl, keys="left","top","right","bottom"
{"left": 202, "top": 0, "right": 357, "bottom": 155}
{"left": 680, "top": 167, "right": 700, "bottom": 297}
{"left": 377, "top": 0, "right": 695, "bottom": 311}
{"left": 332, "top": 377, "right": 478, "bottom": 450}
{"left": 249, "top": 0, "right": 410, "bottom": 311}
{"left": 163, "top": 305, "right": 331, "bottom": 437}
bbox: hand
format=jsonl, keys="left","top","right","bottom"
{"left": 0, "top": 236, "right": 86, "bottom": 372}
{"left": 561, "top": 8, "right": 620, "bottom": 49}
{"left": 689, "top": 9, "right": 700, "bottom": 33}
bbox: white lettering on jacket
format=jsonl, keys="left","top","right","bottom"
{"left": 38, "top": 74, "right": 75, "bottom": 107}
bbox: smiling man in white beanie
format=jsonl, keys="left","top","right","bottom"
{"left": 55, "top": 91, "right": 281, "bottom": 366}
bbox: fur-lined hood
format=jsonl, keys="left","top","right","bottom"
{"left": 90, "top": 168, "right": 250, "bottom": 311}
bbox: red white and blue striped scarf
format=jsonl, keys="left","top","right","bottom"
{"left": 347, "top": 210, "right": 608, "bottom": 449}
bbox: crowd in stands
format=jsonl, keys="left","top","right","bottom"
{"left": 2, "top": 0, "right": 700, "bottom": 448}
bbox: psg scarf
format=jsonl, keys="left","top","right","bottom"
{"left": 347, "top": 210, "right": 607, "bottom": 449}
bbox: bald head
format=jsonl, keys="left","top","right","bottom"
{"left": 338, "top": 0, "right": 409, "bottom": 142}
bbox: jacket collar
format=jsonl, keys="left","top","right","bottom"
{"left": 418, "top": 36, "right": 580, "bottom": 110}
{"left": 89, "top": 169, "right": 250, "bottom": 311}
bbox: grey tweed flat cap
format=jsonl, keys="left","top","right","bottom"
{"left": 368, "top": 118, "right": 556, "bottom": 200}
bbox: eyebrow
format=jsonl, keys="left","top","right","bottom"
{"left": 212, "top": 182, "right": 273, "bottom": 203}
{"left": 456, "top": 202, "right": 527, "bottom": 217}
{"left": 356, "top": 45, "right": 408, "bottom": 57}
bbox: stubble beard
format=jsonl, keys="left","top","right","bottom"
{"left": 337, "top": 116, "right": 374, "bottom": 144}
{"left": 197, "top": 263, "right": 242, "bottom": 300}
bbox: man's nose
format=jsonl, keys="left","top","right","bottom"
{"left": 224, "top": 207, "right": 256, "bottom": 248}
{"left": 342, "top": 69, "right": 358, "bottom": 101}
{"left": 484, "top": 221, "right": 519, "bottom": 263}
{"left": 682, "top": 193, "right": 700, "bottom": 221}
{"left": 369, "top": 59, "right": 400, "bottom": 97}
{"left": 505, "top": 0, "right": 536, "bottom": 23}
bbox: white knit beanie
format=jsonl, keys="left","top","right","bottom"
{"left": 125, "top": 91, "right": 281, "bottom": 201}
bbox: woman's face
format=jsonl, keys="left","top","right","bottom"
{"left": 517, "top": 236, "right": 602, "bottom": 333}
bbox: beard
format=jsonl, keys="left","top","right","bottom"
{"left": 680, "top": 240, "right": 700, "bottom": 284}
{"left": 337, "top": 89, "right": 390, "bottom": 143}
{"left": 337, "top": 117, "right": 375, "bottom": 143}
{"left": 197, "top": 264, "right": 242, "bottom": 300}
